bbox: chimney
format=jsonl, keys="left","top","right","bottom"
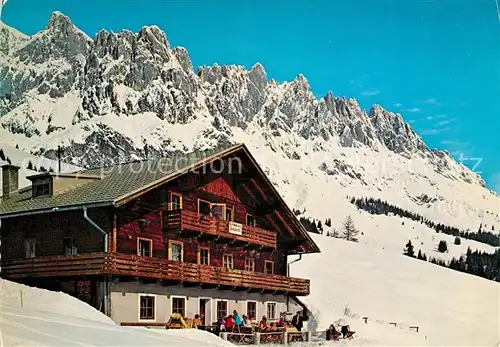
{"left": 2, "top": 164, "right": 20, "bottom": 197}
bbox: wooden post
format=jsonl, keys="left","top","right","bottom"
{"left": 20, "top": 289, "right": 24, "bottom": 307}
{"left": 220, "top": 332, "right": 228, "bottom": 341}
{"left": 389, "top": 322, "right": 397, "bottom": 327}
{"left": 254, "top": 332, "right": 261, "bottom": 345}
{"left": 283, "top": 331, "right": 288, "bottom": 345}
{"left": 363, "top": 316, "right": 368, "bottom": 324}
{"left": 112, "top": 213, "right": 117, "bottom": 253}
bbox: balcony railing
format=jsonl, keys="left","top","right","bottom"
{"left": 0, "top": 253, "right": 310, "bottom": 295}
{"left": 163, "top": 209, "right": 277, "bottom": 249}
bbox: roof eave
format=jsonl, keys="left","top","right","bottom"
{"left": 0, "top": 201, "right": 115, "bottom": 219}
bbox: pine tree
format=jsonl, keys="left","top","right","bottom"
{"left": 341, "top": 215, "right": 359, "bottom": 242}
{"left": 454, "top": 236, "right": 461, "bottom": 245}
{"left": 403, "top": 240, "right": 415, "bottom": 257}
{"left": 325, "top": 218, "right": 332, "bottom": 227}
{"left": 417, "top": 249, "right": 423, "bottom": 260}
{"left": 27, "top": 161, "right": 34, "bottom": 170}
{"left": 438, "top": 240, "right": 448, "bottom": 253}
{"left": 0, "top": 149, "right": 5, "bottom": 161}
{"left": 317, "top": 220, "right": 323, "bottom": 232}
{"left": 15, "top": 144, "right": 19, "bottom": 149}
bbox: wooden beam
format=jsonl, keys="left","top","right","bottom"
{"left": 249, "top": 178, "right": 272, "bottom": 204}
{"left": 265, "top": 214, "right": 285, "bottom": 236}
{"left": 274, "top": 211, "right": 295, "bottom": 237}
{"left": 242, "top": 184, "right": 258, "bottom": 202}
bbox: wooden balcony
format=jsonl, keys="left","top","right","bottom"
{"left": 163, "top": 209, "right": 277, "bottom": 249}
{"left": 0, "top": 253, "right": 310, "bottom": 296}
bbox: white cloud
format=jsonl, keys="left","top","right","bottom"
{"left": 424, "top": 98, "right": 442, "bottom": 105}
{"left": 435, "top": 114, "right": 448, "bottom": 119}
{"left": 420, "top": 127, "right": 452, "bottom": 135}
{"left": 404, "top": 108, "right": 421, "bottom": 113}
{"left": 394, "top": 103, "right": 403, "bottom": 107}
{"left": 426, "top": 116, "right": 433, "bottom": 120}
{"left": 436, "top": 119, "right": 454, "bottom": 126}
{"left": 440, "top": 140, "right": 468, "bottom": 146}
{"left": 361, "top": 90, "right": 380, "bottom": 96}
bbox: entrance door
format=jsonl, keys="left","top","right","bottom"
{"left": 199, "top": 298, "right": 211, "bottom": 325}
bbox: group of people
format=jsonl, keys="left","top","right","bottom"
{"left": 326, "top": 323, "right": 355, "bottom": 341}
{"left": 216, "top": 310, "right": 304, "bottom": 333}
{"left": 216, "top": 310, "right": 251, "bottom": 333}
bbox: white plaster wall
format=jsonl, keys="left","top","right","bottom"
{"left": 109, "top": 281, "right": 290, "bottom": 325}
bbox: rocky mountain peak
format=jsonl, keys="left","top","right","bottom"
{"left": 47, "top": 11, "right": 73, "bottom": 30}
{"left": 0, "top": 12, "right": 488, "bottom": 190}
{"left": 137, "top": 25, "right": 170, "bottom": 53}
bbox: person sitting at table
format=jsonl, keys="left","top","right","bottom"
{"left": 191, "top": 314, "right": 201, "bottom": 329}
{"left": 242, "top": 314, "right": 251, "bottom": 328}
{"left": 258, "top": 316, "right": 268, "bottom": 330}
{"left": 278, "top": 316, "right": 287, "bottom": 327}
{"left": 225, "top": 315, "right": 235, "bottom": 331}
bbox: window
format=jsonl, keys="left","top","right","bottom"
{"left": 169, "top": 240, "right": 183, "bottom": 262}
{"left": 265, "top": 261, "right": 274, "bottom": 274}
{"left": 24, "top": 238, "right": 36, "bottom": 258}
{"left": 172, "top": 297, "right": 186, "bottom": 316}
{"left": 247, "top": 301, "right": 257, "bottom": 320}
{"left": 217, "top": 300, "right": 228, "bottom": 319}
{"left": 246, "top": 214, "right": 256, "bottom": 227}
{"left": 139, "top": 295, "right": 155, "bottom": 320}
{"left": 198, "top": 199, "right": 211, "bottom": 217}
{"left": 137, "top": 238, "right": 152, "bottom": 257}
{"left": 169, "top": 192, "right": 182, "bottom": 210}
{"left": 245, "top": 258, "right": 255, "bottom": 272}
{"left": 267, "top": 302, "right": 276, "bottom": 320}
{"left": 223, "top": 254, "right": 233, "bottom": 269}
{"left": 211, "top": 203, "right": 226, "bottom": 220}
{"left": 63, "top": 238, "right": 77, "bottom": 255}
{"left": 226, "top": 207, "right": 234, "bottom": 221}
{"left": 198, "top": 247, "right": 210, "bottom": 265}
{"left": 33, "top": 177, "right": 51, "bottom": 197}
{"left": 35, "top": 183, "right": 50, "bottom": 196}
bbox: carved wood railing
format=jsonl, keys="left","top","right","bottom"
{"left": 0, "top": 252, "right": 310, "bottom": 295}
{"left": 163, "top": 209, "right": 277, "bottom": 249}
{"left": 0, "top": 253, "right": 110, "bottom": 278}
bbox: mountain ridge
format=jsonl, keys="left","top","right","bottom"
{"left": 1, "top": 11, "right": 498, "bottom": 234}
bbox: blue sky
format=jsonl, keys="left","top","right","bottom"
{"left": 3, "top": 0, "right": 500, "bottom": 191}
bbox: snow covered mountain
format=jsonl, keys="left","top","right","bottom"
{"left": 1, "top": 11, "right": 499, "bottom": 234}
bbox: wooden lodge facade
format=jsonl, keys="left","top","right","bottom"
{"left": 0, "top": 144, "right": 319, "bottom": 326}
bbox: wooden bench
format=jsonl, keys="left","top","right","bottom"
{"left": 344, "top": 331, "right": 355, "bottom": 340}
{"left": 288, "top": 331, "right": 305, "bottom": 343}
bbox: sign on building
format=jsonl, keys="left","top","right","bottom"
{"left": 229, "top": 221, "right": 242, "bottom": 235}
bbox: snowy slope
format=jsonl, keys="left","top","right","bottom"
{"left": 0, "top": 279, "right": 232, "bottom": 347}
{"left": 290, "top": 233, "right": 500, "bottom": 346}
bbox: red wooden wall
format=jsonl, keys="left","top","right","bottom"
{"left": 1, "top": 209, "right": 109, "bottom": 260}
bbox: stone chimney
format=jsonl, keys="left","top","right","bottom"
{"left": 2, "top": 164, "right": 20, "bottom": 197}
